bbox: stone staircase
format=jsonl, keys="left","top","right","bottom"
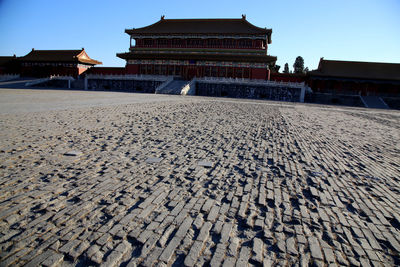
{"left": 0, "top": 76, "right": 75, "bottom": 89}
{"left": 156, "top": 79, "right": 189, "bottom": 95}
{"left": 361, "top": 96, "right": 389, "bottom": 109}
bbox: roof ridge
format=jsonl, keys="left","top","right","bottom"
{"left": 163, "top": 18, "right": 244, "bottom": 21}
{"left": 30, "top": 49, "right": 82, "bottom": 52}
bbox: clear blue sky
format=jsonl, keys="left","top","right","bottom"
{"left": 1, "top": 0, "right": 399, "bottom": 71}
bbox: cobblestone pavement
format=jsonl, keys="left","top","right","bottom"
{"left": 0, "top": 89, "right": 400, "bottom": 266}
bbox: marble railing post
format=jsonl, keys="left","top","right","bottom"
{"left": 300, "top": 84, "right": 305, "bottom": 102}
{"left": 84, "top": 76, "right": 88, "bottom": 90}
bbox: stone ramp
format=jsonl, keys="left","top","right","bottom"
{"left": 361, "top": 95, "right": 389, "bottom": 109}
{"left": 0, "top": 78, "right": 40, "bottom": 89}
{"left": 0, "top": 74, "right": 19, "bottom": 82}
{"left": 0, "top": 77, "right": 75, "bottom": 89}
{"left": 156, "top": 79, "right": 188, "bottom": 95}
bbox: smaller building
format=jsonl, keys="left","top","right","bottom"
{"left": 19, "top": 48, "right": 102, "bottom": 77}
{"left": 0, "top": 55, "right": 19, "bottom": 74}
{"left": 309, "top": 58, "right": 400, "bottom": 96}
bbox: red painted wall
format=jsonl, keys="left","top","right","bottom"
{"left": 270, "top": 73, "right": 306, "bottom": 83}
{"left": 126, "top": 64, "right": 139, "bottom": 74}
{"left": 251, "top": 68, "right": 267, "bottom": 80}
{"left": 123, "top": 63, "right": 271, "bottom": 80}
{"left": 87, "top": 67, "right": 126, "bottom": 75}
{"left": 20, "top": 66, "right": 79, "bottom": 77}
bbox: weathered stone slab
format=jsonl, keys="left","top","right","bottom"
{"left": 63, "top": 150, "right": 83, "bottom": 156}
{"left": 145, "top": 157, "right": 162, "bottom": 164}
{"left": 308, "top": 236, "right": 324, "bottom": 260}
{"left": 184, "top": 240, "right": 204, "bottom": 267}
{"left": 197, "top": 160, "right": 213, "bottom": 168}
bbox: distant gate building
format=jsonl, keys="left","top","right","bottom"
{"left": 117, "top": 15, "right": 277, "bottom": 80}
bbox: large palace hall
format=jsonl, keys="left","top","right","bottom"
{"left": 117, "top": 15, "right": 277, "bottom": 80}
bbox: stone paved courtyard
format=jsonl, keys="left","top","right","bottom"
{"left": 0, "top": 89, "right": 399, "bottom": 266}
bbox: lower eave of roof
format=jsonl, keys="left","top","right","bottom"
{"left": 79, "top": 59, "right": 102, "bottom": 65}
{"left": 116, "top": 52, "right": 277, "bottom": 63}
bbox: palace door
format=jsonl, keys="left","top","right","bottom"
{"left": 186, "top": 67, "right": 197, "bottom": 80}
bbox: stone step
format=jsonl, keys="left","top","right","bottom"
{"left": 157, "top": 80, "right": 189, "bottom": 95}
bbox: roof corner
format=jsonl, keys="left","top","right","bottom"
{"left": 318, "top": 57, "right": 325, "bottom": 70}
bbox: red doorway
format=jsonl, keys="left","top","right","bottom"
{"left": 186, "top": 67, "right": 197, "bottom": 80}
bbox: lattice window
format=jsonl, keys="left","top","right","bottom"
{"left": 143, "top": 39, "right": 153, "bottom": 47}
{"left": 187, "top": 39, "right": 203, "bottom": 47}
{"left": 157, "top": 39, "right": 169, "bottom": 47}
{"left": 207, "top": 39, "right": 219, "bottom": 48}
{"left": 172, "top": 39, "right": 182, "bottom": 47}
{"left": 223, "top": 39, "right": 235, "bottom": 48}
{"left": 219, "top": 67, "right": 226, "bottom": 77}
{"left": 211, "top": 67, "right": 218, "bottom": 77}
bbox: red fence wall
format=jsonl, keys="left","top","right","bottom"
{"left": 87, "top": 67, "right": 127, "bottom": 75}
{"left": 270, "top": 73, "right": 307, "bottom": 83}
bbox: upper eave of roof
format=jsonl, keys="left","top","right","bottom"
{"left": 125, "top": 16, "right": 272, "bottom": 43}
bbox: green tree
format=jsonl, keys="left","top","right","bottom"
{"left": 293, "top": 56, "right": 305, "bottom": 73}
{"left": 283, "top": 63, "right": 289, "bottom": 73}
